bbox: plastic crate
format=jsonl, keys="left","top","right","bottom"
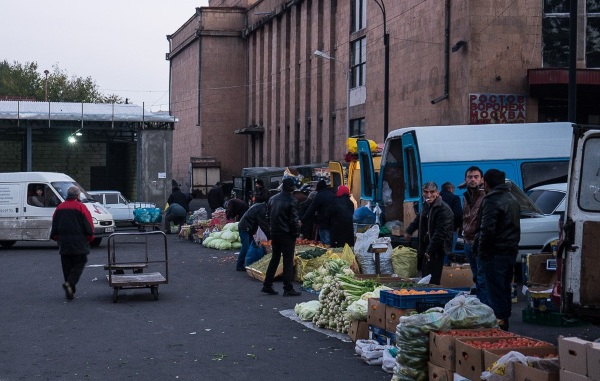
{"left": 379, "top": 288, "right": 458, "bottom": 309}
{"left": 522, "top": 308, "right": 586, "bottom": 327}
{"left": 368, "top": 324, "right": 396, "bottom": 345}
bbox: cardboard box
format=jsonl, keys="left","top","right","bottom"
{"left": 348, "top": 320, "right": 369, "bottom": 342}
{"left": 559, "top": 336, "right": 590, "bottom": 375}
{"left": 482, "top": 346, "right": 558, "bottom": 370}
{"left": 429, "top": 362, "right": 453, "bottom": 381}
{"left": 429, "top": 329, "right": 516, "bottom": 371}
{"left": 514, "top": 362, "right": 559, "bottom": 381}
{"left": 385, "top": 306, "right": 415, "bottom": 332}
{"left": 560, "top": 369, "right": 592, "bottom": 381}
{"left": 526, "top": 253, "right": 556, "bottom": 286}
{"left": 455, "top": 337, "right": 552, "bottom": 381}
{"left": 367, "top": 298, "right": 386, "bottom": 329}
{"left": 440, "top": 265, "right": 473, "bottom": 289}
{"left": 586, "top": 342, "right": 600, "bottom": 381}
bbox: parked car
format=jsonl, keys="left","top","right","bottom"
{"left": 508, "top": 180, "right": 560, "bottom": 256}
{"left": 526, "top": 183, "right": 567, "bottom": 215}
{"left": 88, "top": 191, "right": 155, "bottom": 224}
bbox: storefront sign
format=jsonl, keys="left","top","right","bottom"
{"left": 469, "top": 94, "right": 526, "bottom": 124}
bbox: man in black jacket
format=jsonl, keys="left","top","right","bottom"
{"left": 476, "top": 169, "right": 520, "bottom": 330}
{"left": 404, "top": 182, "right": 454, "bottom": 285}
{"left": 236, "top": 202, "right": 270, "bottom": 271}
{"left": 262, "top": 178, "right": 301, "bottom": 296}
{"left": 51, "top": 187, "right": 95, "bottom": 300}
{"left": 300, "top": 180, "right": 335, "bottom": 245}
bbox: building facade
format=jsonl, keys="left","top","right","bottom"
{"left": 167, "top": 0, "right": 600, "bottom": 186}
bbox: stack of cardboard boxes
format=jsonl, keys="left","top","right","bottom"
{"left": 559, "top": 336, "right": 600, "bottom": 381}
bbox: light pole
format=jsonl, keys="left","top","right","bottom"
{"left": 373, "top": 0, "right": 389, "bottom": 141}
{"left": 44, "top": 69, "right": 49, "bottom": 101}
{"left": 313, "top": 50, "right": 350, "bottom": 140}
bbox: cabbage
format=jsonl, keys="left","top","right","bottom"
{"left": 294, "top": 300, "right": 320, "bottom": 321}
{"left": 346, "top": 299, "right": 368, "bottom": 321}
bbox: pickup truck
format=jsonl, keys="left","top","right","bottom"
{"left": 88, "top": 190, "right": 155, "bottom": 224}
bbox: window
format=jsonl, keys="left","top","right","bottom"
{"left": 542, "top": 0, "right": 570, "bottom": 67}
{"left": 349, "top": 118, "right": 365, "bottom": 138}
{"left": 351, "top": 37, "right": 366, "bottom": 88}
{"left": 587, "top": 0, "right": 600, "bottom": 67}
{"left": 542, "top": 0, "right": 600, "bottom": 68}
{"left": 579, "top": 137, "right": 600, "bottom": 211}
{"left": 351, "top": 0, "right": 367, "bottom": 33}
{"left": 520, "top": 160, "right": 569, "bottom": 190}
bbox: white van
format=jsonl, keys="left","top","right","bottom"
{"left": 0, "top": 172, "right": 115, "bottom": 248}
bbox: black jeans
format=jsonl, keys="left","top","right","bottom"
{"left": 480, "top": 254, "right": 516, "bottom": 321}
{"left": 263, "top": 233, "right": 295, "bottom": 291}
{"left": 422, "top": 253, "right": 445, "bottom": 285}
{"left": 61, "top": 254, "right": 88, "bottom": 292}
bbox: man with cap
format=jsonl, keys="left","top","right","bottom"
{"left": 261, "top": 178, "right": 301, "bottom": 296}
{"left": 253, "top": 179, "right": 270, "bottom": 204}
{"left": 300, "top": 180, "right": 335, "bottom": 245}
{"left": 50, "top": 186, "right": 95, "bottom": 300}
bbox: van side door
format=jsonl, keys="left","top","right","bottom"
{"left": 401, "top": 131, "right": 422, "bottom": 206}
{"left": 357, "top": 139, "right": 377, "bottom": 203}
{"left": 23, "top": 183, "right": 56, "bottom": 240}
{"left": 562, "top": 125, "right": 600, "bottom": 321}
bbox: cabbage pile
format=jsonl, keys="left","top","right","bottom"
{"left": 202, "top": 222, "right": 242, "bottom": 250}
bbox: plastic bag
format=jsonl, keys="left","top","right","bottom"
{"left": 382, "top": 181, "right": 393, "bottom": 206}
{"left": 382, "top": 346, "right": 397, "bottom": 374}
{"left": 245, "top": 240, "right": 266, "bottom": 266}
{"left": 391, "top": 245, "right": 418, "bottom": 278}
{"left": 444, "top": 294, "right": 499, "bottom": 329}
{"left": 373, "top": 236, "right": 394, "bottom": 274}
{"left": 254, "top": 226, "right": 268, "bottom": 243}
{"left": 354, "top": 224, "right": 381, "bottom": 274}
{"left": 481, "top": 351, "right": 527, "bottom": 381}
{"left": 355, "top": 339, "right": 380, "bottom": 356}
{"left": 353, "top": 206, "right": 376, "bottom": 224}
{"left": 394, "top": 310, "right": 451, "bottom": 381}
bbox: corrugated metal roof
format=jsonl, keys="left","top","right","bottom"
{"left": 0, "top": 101, "right": 177, "bottom": 123}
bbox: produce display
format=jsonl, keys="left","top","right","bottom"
{"left": 434, "top": 328, "right": 513, "bottom": 337}
{"left": 312, "top": 274, "right": 378, "bottom": 333}
{"left": 296, "top": 247, "right": 327, "bottom": 260}
{"left": 301, "top": 258, "right": 354, "bottom": 291}
{"left": 294, "top": 300, "right": 320, "bottom": 321}
{"left": 462, "top": 337, "right": 552, "bottom": 349}
{"left": 202, "top": 222, "right": 242, "bottom": 250}
{"left": 389, "top": 289, "right": 450, "bottom": 295}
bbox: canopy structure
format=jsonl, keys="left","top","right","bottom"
{"left": 0, "top": 100, "right": 177, "bottom": 142}
{"left": 0, "top": 100, "right": 178, "bottom": 171}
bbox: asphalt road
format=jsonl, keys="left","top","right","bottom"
{"left": 1, "top": 227, "right": 598, "bottom": 381}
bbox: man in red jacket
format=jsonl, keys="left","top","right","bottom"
{"left": 51, "top": 186, "right": 95, "bottom": 301}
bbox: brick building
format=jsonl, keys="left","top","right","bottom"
{"left": 167, "top": 0, "right": 600, "bottom": 187}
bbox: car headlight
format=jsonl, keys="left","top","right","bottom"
{"left": 92, "top": 217, "right": 99, "bottom": 225}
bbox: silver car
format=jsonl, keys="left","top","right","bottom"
{"left": 88, "top": 190, "right": 155, "bottom": 224}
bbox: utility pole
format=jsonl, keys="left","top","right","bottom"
{"left": 44, "top": 70, "right": 49, "bottom": 102}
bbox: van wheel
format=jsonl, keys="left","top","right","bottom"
{"left": 90, "top": 238, "right": 102, "bottom": 247}
{"left": 0, "top": 241, "right": 16, "bottom": 248}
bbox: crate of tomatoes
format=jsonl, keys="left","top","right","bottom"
{"left": 456, "top": 336, "right": 554, "bottom": 381}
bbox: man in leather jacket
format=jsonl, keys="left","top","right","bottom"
{"left": 476, "top": 169, "right": 520, "bottom": 330}
{"left": 261, "top": 178, "right": 301, "bottom": 296}
{"left": 404, "top": 182, "right": 454, "bottom": 285}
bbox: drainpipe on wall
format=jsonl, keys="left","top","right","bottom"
{"left": 431, "top": 0, "right": 450, "bottom": 104}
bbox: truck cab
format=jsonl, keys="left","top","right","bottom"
{"left": 560, "top": 124, "right": 600, "bottom": 322}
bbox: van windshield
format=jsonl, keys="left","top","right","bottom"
{"left": 50, "top": 181, "right": 95, "bottom": 202}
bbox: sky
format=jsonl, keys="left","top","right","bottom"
{"left": 2, "top": 1, "right": 210, "bottom": 112}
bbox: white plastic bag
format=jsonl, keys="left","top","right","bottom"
{"left": 254, "top": 226, "right": 268, "bottom": 243}
{"left": 444, "top": 294, "right": 499, "bottom": 329}
{"left": 354, "top": 225, "right": 380, "bottom": 274}
{"left": 381, "top": 346, "right": 396, "bottom": 373}
{"left": 355, "top": 339, "right": 380, "bottom": 356}
{"left": 481, "top": 351, "right": 527, "bottom": 381}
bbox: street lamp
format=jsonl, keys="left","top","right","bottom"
{"left": 313, "top": 50, "right": 350, "bottom": 140}
{"left": 373, "top": 0, "right": 389, "bottom": 141}
{"left": 43, "top": 69, "right": 49, "bottom": 102}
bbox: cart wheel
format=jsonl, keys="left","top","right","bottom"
{"left": 151, "top": 285, "right": 159, "bottom": 300}
{"left": 112, "top": 288, "right": 119, "bottom": 303}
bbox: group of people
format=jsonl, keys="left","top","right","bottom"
{"left": 233, "top": 178, "right": 355, "bottom": 297}
{"left": 404, "top": 167, "right": 520, "bottom": 330}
